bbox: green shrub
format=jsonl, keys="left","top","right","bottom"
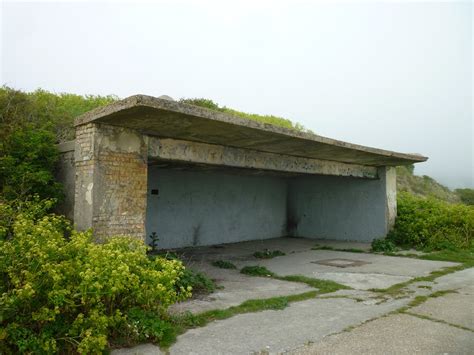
{"left": 0, "top": 86, "right": 117, "bottom": 143}
{"left": 0, "top": 126, "right": 62, "bottom": 202}
{"left": 211, "top": 260, "right": 237, "bottom": 269}
{"left": 0, "top": 213, "right": 191, "bottom": 354}
{"left": 176, "top": 269, "right": 216, "bottom": 296}
{"left": 389, "top": 192, "right": 474, "bottom": 250}
{"left": 253, "top": 249, "right": 286, "bottom": 259}
{"left": 240, "top": 266, "right": 275, "bottom": 277}
{"left": 0, "top": 196, "right": 57, "bottom": 240}
{"left": 371, "top": 238, "right": 397, "bottom": 253}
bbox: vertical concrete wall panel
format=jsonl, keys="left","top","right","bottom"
{"left": 288, "top": 169, "right": 393, "bottom": 242}
{"left": 55, "top": 142, "right": 76, "bottom": 220}
{"left": 146, "top": 167, "right": 287, "bottom": 249}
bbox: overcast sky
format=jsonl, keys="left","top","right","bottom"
{"left": 2, "top": 0, "right": 472, "bottom": 188}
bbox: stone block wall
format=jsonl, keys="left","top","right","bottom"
{"left": 74, "top": 123, "right": 148, "bottom": 239}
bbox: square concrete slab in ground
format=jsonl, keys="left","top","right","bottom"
{"left": 289, "top": 313, "right": 474, "bottom": 355}
{"left": 169, "top": 267, "right": 313, "bottom": 314}
{"left": 409, "top": 286, "right": 474, "bottom": 330}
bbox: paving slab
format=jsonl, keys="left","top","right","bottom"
{"left": 170, "top": 268, "right": 313, "bottom": 314}
{"left": 288, "top": 313, "right": 474, "bottom": 355}
{"left": 238, "top": 249, "right": 458, "bottom": 290}
{"left": 410, "top": 287, "right": 474, "bottom": 330}
{"left": 170, "top": 297, "right": 408, "bottom": 354}
{"left": 431, "top": 267, "right": 474, "bottom": 291}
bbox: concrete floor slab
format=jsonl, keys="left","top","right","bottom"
{"left": 245, "top": 249, "right": 458, "bottom": 279}
{"left": 288, "top": 313, "right": 474, "bottom": 355}
{"left": 170, "top": 297, "right": 408, "bottom": 354}
{"left": 410, "top": 287, "right": 474, "bottom": 330}
{"left": 431, "top": 267, "right": 474, "bottom": 291}
{"left": 170, "top": 268, "right": 313, "bottom": 314}
{"left": 309, "top": 271, "right": 411, "bottom": 290}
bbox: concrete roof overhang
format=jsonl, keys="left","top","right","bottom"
{"left": 75, "top": 95, "right": 428, "bottom": 167}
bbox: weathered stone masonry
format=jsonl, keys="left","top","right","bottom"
{"left": 74, "top": 123, "right": 148, "bottom": 238}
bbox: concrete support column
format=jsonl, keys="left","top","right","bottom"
{"left": 74, "top": 123, "right": 148, "bottom": 239}
{"left": 383, "top": 166, "right": 397, "bottom": 232}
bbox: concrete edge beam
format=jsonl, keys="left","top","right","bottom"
{"left": 148, "top": 137, "right": 378, "bottom": 179}
{"left": 57, "top": 140, "right": 75, "bottom": 153}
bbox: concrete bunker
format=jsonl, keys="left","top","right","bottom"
{"left": 56, "top": 95, "right": 427, "bottom": 248}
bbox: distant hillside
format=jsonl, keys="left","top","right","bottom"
{"left": 396, "top": 165, "right": 461, "bottom": 203}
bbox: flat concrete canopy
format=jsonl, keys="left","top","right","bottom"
{"left": 75, "top": 95, "right": 427, "bottom": 166}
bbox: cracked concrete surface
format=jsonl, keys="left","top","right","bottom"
{"left": 113, "top": 239, "right": 472, "bottom": 355}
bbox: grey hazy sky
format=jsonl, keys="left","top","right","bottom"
{"left": 2, "top": 0, "right": 473, "bottom": 188}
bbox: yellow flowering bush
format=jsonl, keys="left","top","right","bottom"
{"left": 0, "top": 213, "right": 191, "bottom": 354}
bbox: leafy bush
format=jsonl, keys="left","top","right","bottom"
{"left": 371, "top": 238, "right": 397, "bottom": 253}
{"left": 175, "top": 269, "right": 216, "bottom": 295}
{"left": 253, "top": 249, "right": 286, "bottom": 259}
{"left": 0, "top": 87, "right": 117, "bottom": 205}
{"left": 389, "top": 192, "right": 474, "bottom": 251}
{"left": 0, "top": 127, "right": 62, "bottom": 202}
{"left": 0, "top": 213, "right": 191, "bottom": 354}
{"left": 0, "top": 86, "right": 117, "bottom": 143}
{"left": 0, "top": 197, "right": 59, "bottom": 240}
{"left": 211, "top": 260, "right": 237, "bottom": 269}
{"left": 240, "top": 266, "right": 275, "bottom": 277}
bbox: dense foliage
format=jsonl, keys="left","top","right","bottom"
{"left": 455, "top": 188, "right": 474, "bottom": 206}
{"left": 371, "top": 238, "right": 397, "bottom": 253}
{"left": 396, "top": 165, "right": 460, "bottom": 204}
{"left": 0, "top": 212, "right": 191, "bottom": 354}
{"left": 0, "top": 86, "right": 117, "bottom": 143}
{"left": 0, "top": 87, "right": 117, "bottom": 233}
{"left": 179, "top": 98, "right": 312, "bottom": 133}
{"left": 0, "top": 87, "right": 117, "bottom": 209}
{"left": 388, "top": 192, "right": 474, "bottom": 251}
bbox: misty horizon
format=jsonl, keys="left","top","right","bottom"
{"left": 2, "top": 1, "right": 472, "bottom": 189}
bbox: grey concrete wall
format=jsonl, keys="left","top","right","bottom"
{"left": 146, "top": 167, "right": 287, "bottom": 249}
{"left": 55, "top": 141, "right": 76, "bottom": 220}
{"left": 287, "top": 167, "right": 395, "bottom": 242}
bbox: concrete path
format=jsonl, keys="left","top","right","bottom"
{"left": 289, "top": 313, "right": 473, "bottom": 355}
{"left": 113, "top": 238, "right": 472, "bottom": 354}
{"left": 291, "top": 268, "right": 474, "bottom": 355}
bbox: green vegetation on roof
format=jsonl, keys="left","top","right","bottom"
{"left": 179, "top": 98, "right": 312, "bottom": 133}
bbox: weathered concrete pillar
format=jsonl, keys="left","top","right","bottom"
{"left": 74, "top": 123, "right": 148, "bottom": 239}
{"left": 384, "top": 166, "right": 397, "bottom": 232}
